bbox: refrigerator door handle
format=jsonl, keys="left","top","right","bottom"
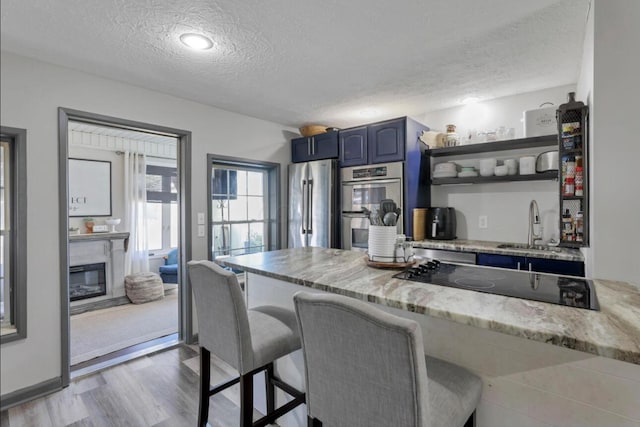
{"left": 307, "top": 179, "right": 313, "bottom": 234}
{"left": 301, "top": 180, "right": 307, "bottom": 234}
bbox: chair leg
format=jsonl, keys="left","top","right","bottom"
{"left": 240, "top": 372, "right": 254, "bottom": 427}
{"left": 265, "top": 363, "right": 275, "bottom": 415}
{"left": 464, "top": 410, "right": 476, "bottom": 427}
{"left": 198, "top": 347, "right": 211, "bottom": 427}
{"left": 308, "top": 416, "right": 322, "bottom": 427}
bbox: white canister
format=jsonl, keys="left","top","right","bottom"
{"left": 519, "top": 156, "right": 536, "bottom": 175}
{"left": 504, "top": 158, "right": 518, "bottom": 175}
{"left": 368, "top": 225, "right": 397, "bottom": 262}
{"left": 479, "top": 158, "right": 497, "bottom": 177}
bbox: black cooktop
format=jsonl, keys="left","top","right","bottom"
{"left": 393, "top": 261, "right": 599, "bottom": 310}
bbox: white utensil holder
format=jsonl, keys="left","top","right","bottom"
{"left": 368, "top": 225, "right": 397, "bottom": 262}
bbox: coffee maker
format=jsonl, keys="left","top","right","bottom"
{"left": 427, "top": 207, "right": 456, "bottom": 240}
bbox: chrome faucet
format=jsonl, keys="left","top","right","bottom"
{"left": 528, "top": 200, "right": 543, "bottom": 246}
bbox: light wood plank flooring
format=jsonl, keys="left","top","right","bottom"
{"left": 1, "top": 345, "right": 273, "bottom": 427}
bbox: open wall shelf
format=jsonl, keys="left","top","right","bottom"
{"left": 427, "top": 135, "right": 557, "bottom": 157}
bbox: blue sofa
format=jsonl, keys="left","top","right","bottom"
{"left": 159, "top": 248, "right": 178, "bottom": 283}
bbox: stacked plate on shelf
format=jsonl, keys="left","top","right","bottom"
{"left": 432, "top": 162, "right": 458, "bottom": 178}
{"left": 457, "top": 166, "right": 478, "bottom": 178}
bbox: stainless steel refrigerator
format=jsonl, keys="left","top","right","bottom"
{"left": 288, "top": 159, "right": 338, "bottom": 248}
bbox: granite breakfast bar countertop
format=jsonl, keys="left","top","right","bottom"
{"left": 218, "top": 247, "right": 640, "bottom": 365}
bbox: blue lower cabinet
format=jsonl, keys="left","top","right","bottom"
{"left": 477, "top": 253, "right": 525, "bottom": 270}
{"left": 477, "top": 253, "right": 585, "bottom": 277}
{"left": 527, "top": 257, "right": 585, "bottom": 277}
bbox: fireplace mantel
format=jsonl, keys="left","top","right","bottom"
{"left": 70, "top": 232, "right": 130, "bottom": 251}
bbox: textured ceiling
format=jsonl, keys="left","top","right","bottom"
{"left": 1, "top": 0, "right": 589, "bottom": 129}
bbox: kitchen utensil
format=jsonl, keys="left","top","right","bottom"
{"left": 412, "top": 208, "right": 427, "bottom": 241}
{"left": 383, "top": 212, "right": 397, "bottom": 226}
{"left": 535, "top": 150, "right": 559, "bottom": 172}
{"left": 368, "top": 225, "right": 397, "bottom": 262}
{"left": 380, "top": 199, "right": 397, "bottom": 215}
{"left": 433, "top": 162, "right": 458, "bottom": 173}
{"left": 519, "top": 156, "right": 536, "bottom": 175}
{"left": 426, "top": 207, "right": 456, "bottom": 240}
{"left": 433, "top": 170, "right": 458, "bottom": 178}
{"left": 494, "top": 165, "right": 508, "bottom": 176}
{"left": 479, "top": 158, "right": 497, "bottom": 176}
{"left": 504, "top": 158, "right": 518, "bottom": 175}
{"left": 523, "top": 103, "right": 557, "bottom": 137}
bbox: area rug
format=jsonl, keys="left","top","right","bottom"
{"left": 70, "top": 293, "right": 178, "bottom": 365}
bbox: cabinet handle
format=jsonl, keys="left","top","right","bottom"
{"left": 517, "top": 261, "right": 521, "bottom": 270}
{"left": 312, "top": 136, "right": 315, "bottom": 155}
{"left": 528, "top": 263, "right": 532, "bottom": 271}
{"left": 307, "top": 138, "right": 311, "bottom": 156}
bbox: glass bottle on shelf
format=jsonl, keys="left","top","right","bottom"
{"left": 445, "top": 124, "right": 459, "bottom": 147}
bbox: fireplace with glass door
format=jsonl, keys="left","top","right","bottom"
{"left": 69, "top": 262, "right": 107, "bottom": 301}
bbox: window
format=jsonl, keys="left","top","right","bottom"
{"left": 146, "top": 164, "right": 178, "bottom": 252}
{"left": 0, "top": 126, "right": 27, "bottom": 342}
{"left": 208, "top": 156, "right": 280, "bottom": 262}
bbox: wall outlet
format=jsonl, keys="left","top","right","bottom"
{"left": 479, "top": 215, "right": 488, "bottom": 229}
{"left": 197, "top": 212, "right": 205, "bottom": 225}
{"left": 197, "top": 225, "right": 205, "bottom": 237}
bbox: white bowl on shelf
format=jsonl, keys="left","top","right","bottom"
{"left": 105, "top": 218, "right": 121, "bottom": 232}
{"left": 494, "top": 165, "right": 509, "bottom": 176}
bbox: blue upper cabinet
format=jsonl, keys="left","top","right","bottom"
{"left": 339, "top": 126, "right": 367, "bottom": 167}
{"left": 368, "top": 118, "right": 406, "bottom": 164}
{"left": 291, "top": 132, "right": 339, "bottom": 163}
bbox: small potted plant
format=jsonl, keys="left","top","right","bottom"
{"left": 83, "top": 217, "right": 95, "bottom": 233}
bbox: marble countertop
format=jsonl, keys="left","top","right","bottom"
{"left": 218, "top": 247, "right": 640, "bottom": 365}
{"left": 413, "top": 238, "right": 584, "bottom": 261}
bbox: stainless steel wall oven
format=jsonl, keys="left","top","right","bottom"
{"left": 340, "top": 162, "right": 403, "bottom": 251}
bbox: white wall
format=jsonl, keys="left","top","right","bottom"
{"left": 0, "top": 51, "right": 293, "bottom": 395}
{"left": 420, "top": 86, "right": 574, "bottom": 242}
{"left": 588, "top": 0, "right": 640, "bottom": 284}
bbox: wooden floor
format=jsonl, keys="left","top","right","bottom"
{"left": 1, "top": 345, "right": 272, "bottom": 427}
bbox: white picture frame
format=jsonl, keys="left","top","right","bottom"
{"left": 69, "top": 158, "right": 112, "bottom": 217}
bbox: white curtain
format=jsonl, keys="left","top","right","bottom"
{"left": 124, "top": 151, "right": 149, "bottom": 275}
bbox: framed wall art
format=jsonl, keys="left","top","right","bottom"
{"left": 69, "top": 158, "right": 112, "bottom": 217}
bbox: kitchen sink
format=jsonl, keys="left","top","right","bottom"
{"left": 497, "top": 243, "right": 562, "bottom": 252}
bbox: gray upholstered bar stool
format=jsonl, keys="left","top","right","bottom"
{"left": 188, "top": 260, "right": 305, "bottom": 427}
{"left": 294, "top": 291, "right": 482, "bottom": 427}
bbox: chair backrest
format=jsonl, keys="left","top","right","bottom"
{"left": 166, "top": 248, "right": 178, "bottom": 265}
{"left": 294, "top": 291, "right": 430, "bottom": 427}
{"left": 187, "top": 260, "right": 254, "bottom": 373}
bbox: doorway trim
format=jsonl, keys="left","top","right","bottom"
{"left": 58, "top": 107, "right": 193, "bottom": 387}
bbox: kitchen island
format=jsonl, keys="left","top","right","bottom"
{"left": 218, "top": 247, "right": 640, "bottom": 427}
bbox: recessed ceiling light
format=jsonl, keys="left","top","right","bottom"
{"left": 180, "top": 33, "right": 214, "bottom": 50}
{"left": 462, "top": 97, "right": 480, "bottom": 105}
